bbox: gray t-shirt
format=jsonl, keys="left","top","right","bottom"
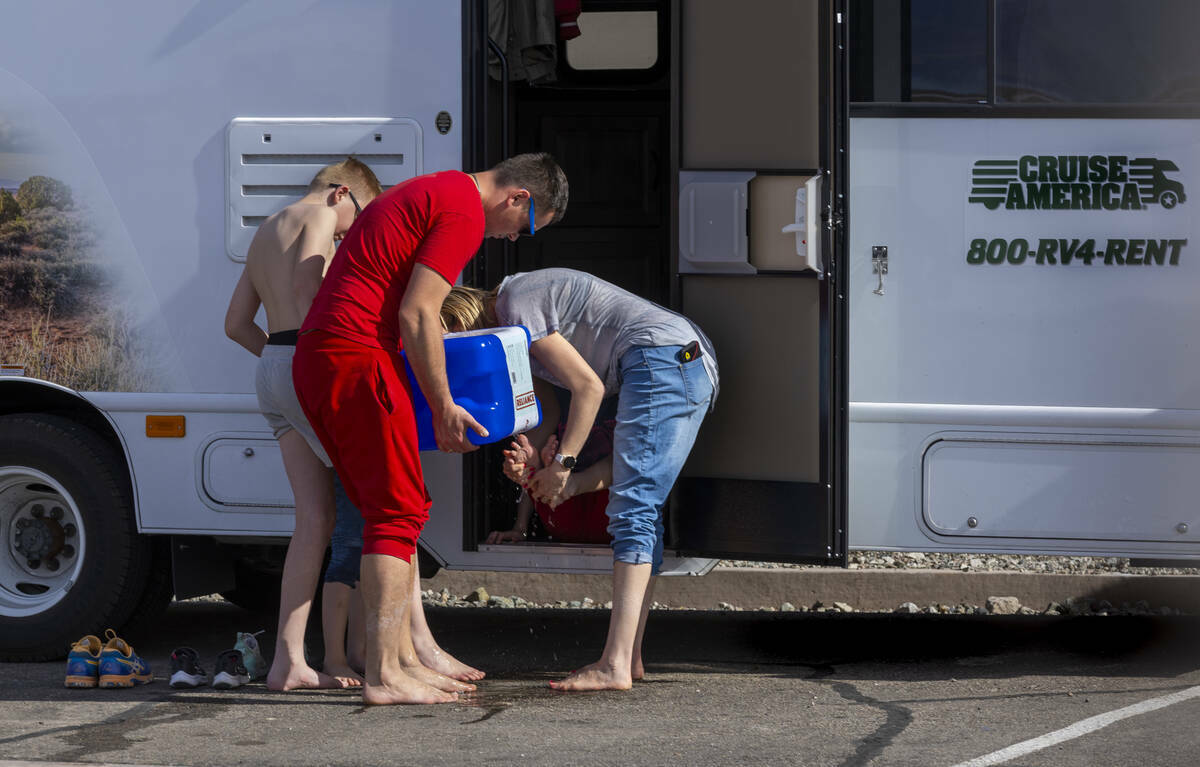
{"left": 495, "top": 268, "right": 719, "bottom": 398}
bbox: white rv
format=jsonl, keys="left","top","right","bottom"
{"left": 1, "top": 0, "right": 1196, "bottom": 659}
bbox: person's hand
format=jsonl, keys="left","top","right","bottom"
{"left": 528, "top": 462, "right": 570, "bottom": 508}
{"left": 486, "top": 528, "right": 527, "bottom": 544}
{"left": 434, "top": 402, "right": 488, "bottom": 453}
{"left": 501, "top": 434, "right": 538, "bottom": 485}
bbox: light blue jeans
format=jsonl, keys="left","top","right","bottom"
{"left": 607, "top": 345, "right": 714, "bottom": 574}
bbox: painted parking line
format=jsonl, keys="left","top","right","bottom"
{"left": 951, "top": 685, "right": 1200, "bottom": 767}
{"left": 0, "top": 762, "right": 175, "bottom": 767}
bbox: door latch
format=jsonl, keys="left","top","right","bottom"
{"left": 872, "top": 246, "right": 888, "bottom": 296}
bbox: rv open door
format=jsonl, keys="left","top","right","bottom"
{"left": 669, "top": 0, "right": 848, "bottom": 566}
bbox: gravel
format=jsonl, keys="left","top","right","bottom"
{"left": 416, "top": 587, "right": 1189, "bottom": 616}
{"left": 721, "top": 551, "right": 1197, "bottom": 577}
{"left": 415, "top": 551, "right": 1198, "bottom": 616}
{"left": 183, "top": 551, "right": 1199, "bottom": 617}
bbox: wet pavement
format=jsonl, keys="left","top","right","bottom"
{"left": 1, "top": 600, "right": 1199, "bottom": 766}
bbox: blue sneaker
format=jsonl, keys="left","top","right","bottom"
{"left": 97, "top": 629, "right": 153, "bottom": 688}
{"left": 64, "top": 634, "right": 103, "bottom": 688}
{"left": 233, "top": 630, "right": 267, "bottom": 681}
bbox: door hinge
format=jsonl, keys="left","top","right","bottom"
{"left": 822, "top": 205, "right": 845, "bottom": 231}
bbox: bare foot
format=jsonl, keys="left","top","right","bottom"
{"left": 267, "top": 659, "right": 352, "bottom": 691}
{"left": 402, "top": 662, "right": 477, "bottom": 693}
{"left": 415, "top": 642, "right": 486, "bottom": 682}
{"left": 321, "top": 662, "right": 364, "bottom": 688}
{"left": 362, "top": 674, "right": 458, "bottom": 705}
{"left": 631, "top": 658, "right": 645, "bottom": 681}
{"left": 548, "top": 660, "right": 632, "bottom": 692}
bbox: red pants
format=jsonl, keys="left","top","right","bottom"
{"left": 293, "top": 330, "right": 429, "bottom": 560}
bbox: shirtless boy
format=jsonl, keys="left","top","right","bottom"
{"left": 224, "top": 158, "right": 382, "bottom": 691}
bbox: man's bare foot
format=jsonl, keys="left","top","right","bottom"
{"left": 548, "top": 660, "right": 632, "bottom": 692}
{"left": 266, "top": 660, "right": 351, "bottom": 691}
{"left": 631, "top": 658, "right": 645, "bottom": 681}
{"left": 402, "top": 662, "right": 477, "bottom": 693}
{"left": 362, "top": 674, "right": 458, "bottom": 705}
{"left": 415, "top": 642, "right": 486, "bottom": 682}
{"left": 321, "top": 662, "right": 364, "bottom": 688}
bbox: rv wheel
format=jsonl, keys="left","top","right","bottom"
{"left": 1160, "top": 190, "right": 1179, "bottom": 209}
{"left": 0, "top": 414, "right": 150, "bottom": 661}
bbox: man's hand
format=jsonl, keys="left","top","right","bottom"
{"left": 528, "top": 462, "right": 570, "bottom": 507}
{"left": 433, "top": 401, "right": 488, "bottom": 453}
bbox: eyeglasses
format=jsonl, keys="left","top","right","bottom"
{"left": 328, "top": 183, "right": 362, "bottom": 217}
{"left": 519, "top": 195, "right": 536, "bottom": 238}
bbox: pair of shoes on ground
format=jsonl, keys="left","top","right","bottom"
{"left": 64, "top": 629, "right": 152, "bottom": 689}
{"left": 169, "top": 631, "right": 267, "bottom": 690}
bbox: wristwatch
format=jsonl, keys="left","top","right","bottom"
{"left": 553, "top": 453, "right": 577, "bottom": 471}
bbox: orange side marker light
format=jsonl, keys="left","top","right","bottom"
{"left": 146, "top": 415, "right": 186, "bottom": 438}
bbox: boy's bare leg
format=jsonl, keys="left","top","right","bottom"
{"left": 409, "top": 567, "right": 485, "bottom": 681}
{"left": 360, "top": 553, "right": 457, "bottom": 705}
{"left": 267, "top": 430, "right": 345, "bottom": 691}
{"left": 400, "top": 563, "right": 478, "bottom": 691}
{"left": 630, "top": 576, "right": 655, "bottom": 680}
{"left": 549, "top": 561, "right": 651, "bottom": 691}
{"left": 320, "top": 581, "right": 364, "bottom": 686}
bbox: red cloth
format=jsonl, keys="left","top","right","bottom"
{"left": 293, "top": 330, "right": 429, "bottom": 560}
{"left": 302, "top": 170, "right": 484, "bottom": 351}
{"left": 536, "top": 490, "right": 610, "bottom": 544}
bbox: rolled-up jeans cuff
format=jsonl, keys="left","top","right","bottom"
{"left": 612, "top": 546, "right": 654, "bottom": 567}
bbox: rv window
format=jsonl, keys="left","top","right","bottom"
{"left": 996, "top": 0, "right": 1200, "bottom": 104}
{"left": 565, "top": 11, "right": 658, "bottom": 70}
{"left": 849, "top": 0, "right": 987, "bottom": 104}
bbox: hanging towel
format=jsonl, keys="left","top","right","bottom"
{"left": 489, "top": 0, "right": 559, "bottom": 85}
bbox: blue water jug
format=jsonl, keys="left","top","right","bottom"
{"left": 402, "top": 326, "right": 541, "bottom": 451}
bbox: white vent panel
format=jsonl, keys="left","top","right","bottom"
{"left": 226, "top": 118, "right": 423, "bottom": 262}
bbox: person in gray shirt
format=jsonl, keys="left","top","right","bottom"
{"left": 441, "top": 267, "right": 718, "bottom": 691}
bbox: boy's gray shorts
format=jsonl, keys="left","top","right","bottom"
{"left": 255, "top": 345, "right": 332, "bottom": 467}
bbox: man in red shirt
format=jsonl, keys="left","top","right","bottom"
{"left": 294, "top": 153, "right": 568, "bottom": 705}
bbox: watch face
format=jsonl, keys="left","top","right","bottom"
{"left": 558, "top": 454, "right": 577, "bottom": 470}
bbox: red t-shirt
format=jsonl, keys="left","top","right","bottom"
{"left": 302, "top": 170, "right": 484, "bottom": 350}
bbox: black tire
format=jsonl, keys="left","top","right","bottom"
{"left": 0, "top": 413, "right": 151, "bottom": 661}
{"left": 119, "top": 535, "right": 174, "bottom": 636}
{"left": 221, "top": 555, "right": 284, "bottom": 614}
{"left": 1160, "top": 190, "right": 1179, "bottom": 209}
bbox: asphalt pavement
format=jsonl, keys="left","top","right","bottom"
{"left": 1, "top": 600, "right": 1199, "bottom": 767}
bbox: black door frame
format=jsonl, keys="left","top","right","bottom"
{"left": 460, "top": 0, "right": 849, "bottom": 565}
{"left": 667, "top": 0, "right": 849, "bottom": 565}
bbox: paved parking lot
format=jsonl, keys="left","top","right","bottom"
{"left": 1, "top": 601, "right": 1198, "bottom": 766}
